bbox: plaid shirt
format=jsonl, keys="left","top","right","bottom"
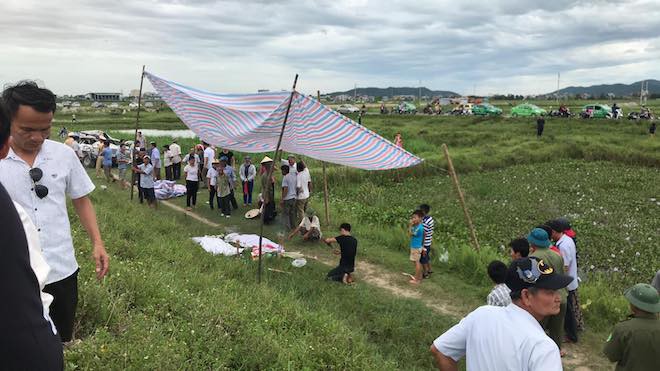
{"left": 487, "top": 283, "right": 512, "bottom": 307}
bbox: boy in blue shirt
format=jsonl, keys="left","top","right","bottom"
{"left": 409, "top": 210, "right": 425, "bottom": 284}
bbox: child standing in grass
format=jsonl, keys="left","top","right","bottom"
{"left": 419, "top": 204, "right": 435, "bottom": 278}
{"left": 184, "top": 157, "right": 199, "bottom": 211}
{"left": 408, "top": 210, "right": 425, "bottom": 284}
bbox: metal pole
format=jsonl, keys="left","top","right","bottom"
{"left": 318, "top": 91, "right": 331, "bottom": 226}
{"left": 442, "top": 143, "right": 480, "bottom": 251}
{"left": 130, "top": 65, "right": 146, "bottom": 201}
{"left": 257, "top": 74, "right": 299, "bottom": 284}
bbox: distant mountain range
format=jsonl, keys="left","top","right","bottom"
{"left": 327, "top": 87, "right": 459, "bottom": 98}
{"left": 550, "top": 79, "right": 660, "bottom": 97}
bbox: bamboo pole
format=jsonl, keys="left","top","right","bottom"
{"left": 317, "top": 91, "right": 331, "bottom": 226}
{"left": 130, "top": 65, "right": 146, "bottom": 201}
{"left": 258, "top": 74, "right": 298, "bottom": 284}
{"left": 441, "top": 143, "right": 480, "bottom": 251}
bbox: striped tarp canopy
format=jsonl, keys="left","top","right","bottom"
{"left": 145, "top": 72, "right": 423, "bottom": 170}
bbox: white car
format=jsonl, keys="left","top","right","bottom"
{"left": 337, "top": 104, "right": 361, "bottom": 114}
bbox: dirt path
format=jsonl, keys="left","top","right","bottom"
{"left": 162, "top": 202, "right": 604, "bottom": 371}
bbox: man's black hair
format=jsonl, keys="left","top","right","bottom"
{"left": 509, "top": 238, "right": 530, "bottom": 258}
{"left": 296, "top": 160, "right": 306, "bottom": 172}
{"left": 202, "top": 141, "right": 209, "bottom": 147}
{"left": 0, "top": 101, "right": 10, "bottom": 146}
{"left": 281, "top": 164, "right": 289, "bottom": 174}
{"left": 487, "top": 260, "right": 508, "bottom": 284}
{"left": 2, "top": 80, "right": 56, "bottom": 118}
{"left": 419, "top": 204, "right": 430, "bottom": 214}
{"left": 340, "top": 223, "right": 351, "bottom": 232}
{"left": 412, "top": 209, "right": 424, "bottom": 218}
{"left": 536, "top": 224, "right": 553, "bottom": 238}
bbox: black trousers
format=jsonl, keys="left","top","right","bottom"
{"left": 186, "top": 180, "right": 199, "bottom": 207}
{"left": 229, "top": 189, "right": 239, "bottom": 210}
{"left": 43, "top": 270, "right": 79, "bottom": 343}
{"left": 209, "top": 186, "right": 216, "bottom": 209}
{"left": 165, "top": 165, "right": 173, "bottom": 181}
{"left": 173, "top": 162, "right": 181, "bottom": 180}
{"left": 219, "top": 194, "right": 231, "bottom": 215}
{"left": 565, "top": 290, "right": 579, "bottom": 342}
{"left": 327, "top": 265, "right": 352, "bottom": 282}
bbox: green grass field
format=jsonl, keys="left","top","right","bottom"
{"left": 52, "top": 105, "right": 659, "bottom": 369}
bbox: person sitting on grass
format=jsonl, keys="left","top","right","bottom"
{"left": 486, "top": 260, "right": 511, "bottom": 307}
{"left": 324, "top": 223, "right": 357, "bottom": 284}
{"left": 133, "top": 155, "right": 157, "bottom": 209}
{"left": 509, "top": 237, "right": 530, "bottom": 260}
{"left": 183, "top": 157, "right": 199, "bottom": 211}
{"left": 288, "top": 208, "right": 322, "bottom": 242}
{"left": 408, "top": 210, "right": 425, "bottom": 285}
{"left": 419, "top": 203, "right": 435, "bottom": 278}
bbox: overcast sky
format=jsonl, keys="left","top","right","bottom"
{"left": 1, "top": 0, "right": 659, "bottom": 96}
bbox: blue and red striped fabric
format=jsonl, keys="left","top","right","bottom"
{"left": 145, "top": 72, "right": 423, "bottom": 170}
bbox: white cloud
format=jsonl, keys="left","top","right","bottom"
{"left": 0, "top": 0, "right": 659, "bottom": 95}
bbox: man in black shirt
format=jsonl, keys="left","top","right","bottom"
{"left": 324, "top": 223, "right": 357, "bottom": 284}
{"left": 536, "top": 116, "right": 545, "bottom": 138}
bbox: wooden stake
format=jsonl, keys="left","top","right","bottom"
{"left": 130, "top": 65, "right": 146, "bottom": 201}
{"left": 258, "top": 74, "right": 298, "bottom": 284}
{"left": 317, "top": 91, "right": 331, "bottom": 227}
{"left": 441, "top": 143, "right": 480, "bottom": 251}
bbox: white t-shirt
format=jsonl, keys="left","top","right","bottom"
{"left": 0, "top": 140, "right": 95, "bottom": 283}
{"left": 299, "top": 215, "right": 322, "bottom": 237}
{"left": 557, "top": 234, "right": 578, "bottom": 291}
{"left": 138, "top": 163, "right": 154, "bottom": 188}
{"left": 203, "top": 147, "right": 215, "bottom": 168}
{"left": 281, "top": 160, "right": 297, "bottom": 175}
{"left": 14, "top": 201, "right": 57, "bottom": 335}
{"left": 296, "top": 168, "right": 311, "bottom": 200}
{"left": 433, "top": 304, "right": 562, "bottom": 371}
{"left": 207, "top": 167, "right": 218, "bottom": 186}
{"left": 184, "top": 164, "right": 199, "bottom": 181}
{"left": 282, "top": 173, "right": 297, "bottom": 200}
{"left": 170, "top": 142, "right": 182, "bottom": 163}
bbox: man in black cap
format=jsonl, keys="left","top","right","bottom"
{"left": 430, "top": 257, "right": 572, "bottom": 371}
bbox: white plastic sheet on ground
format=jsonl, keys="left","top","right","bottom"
{"left": 155, "top": 180, "right": 186, "bottom": 200}
{"left": 192, "top": 236, "right": 244, "bottom": 256}
{"left": 224, "top": 233, "right": 284, "bottom": 257}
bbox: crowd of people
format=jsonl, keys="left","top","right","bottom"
{"left": 0, "top": 80, "right": 657, "bottom": 371}
{"left": 429, "top": 220, "right": 659, "bottom": 370}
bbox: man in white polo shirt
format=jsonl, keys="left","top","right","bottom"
{"left": 201, "top": 141, "right": 215, "bottom": 189}
{"left": 0, "top": 81, "right": 110, "bottom": 343}
{"left": 430, "top": 257, "right": 572, "bottom": 371}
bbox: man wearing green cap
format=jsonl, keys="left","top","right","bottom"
{"left": 527, "top": 227, "right": 568, "bottom": 355}
{"left": 603, "top": 283, "right": 660, "bottom": 371}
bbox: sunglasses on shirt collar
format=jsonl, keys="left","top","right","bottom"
{"left": 29, "top": 168, "right": 49, "bottom": 199}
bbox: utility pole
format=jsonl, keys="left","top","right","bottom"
{"left": 419, "top": 79, "right": 422, "bottom": 103}
{"left": 354, "top": 83, "right": 357, "bottom": 101}
{"left": 556, "top": 72, "right": 560, "bottom": 104}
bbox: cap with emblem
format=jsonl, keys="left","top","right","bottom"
{"left": 505, "top": 256, "right": 573, "bottom": 293}
{"left": 624, "top": 283, "right": 660, "bottom": 313}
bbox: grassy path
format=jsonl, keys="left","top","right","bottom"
{"left": 159, "top": 194, "right": 611, "bottom": 371}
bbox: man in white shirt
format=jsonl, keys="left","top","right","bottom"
{"left": 202, "top": 142, "right": 215, "bottom": 189}
{"left": 239, "top": 156, "right": 256, "bottom": 206}
{"left": 0, "top": 99, "right": 63, "bottom": 368}
{"left": 287, "top": 208, "right": 322, "bottom": 241}
{"left": 282, "top": 154, "right": 297, "bottom": 175}
{"left": 295, "top": 160, "right": 312, "bottom": 225}
{"left": 547, "top": 219, "right": 581, "bottom": 343}
{"left": 280, "top": 164, "right": 298, "bottom": 231}
{"left": 430, "top": 257, "right": 572, "bottom": 371}
{"left": 0, "top": 81, "right": 109, "bottom": 343}
{"left": 150, "top": 142, "right": 161, "bottom": 180}
{"left": 170, "top": 139, "right": 182, "bottom": 180}
{"left": 206, "top": 159, "right": 219, "bottom": 210}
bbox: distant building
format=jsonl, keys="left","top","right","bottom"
{"left": 333, "top": 94, "right": 352, "bottom": 103}
{"left": 142, "top": 92, "right": 161, "bottom": 100}
{"left": 129, "top": 89, "right": 141, "bottom": 98}
{"left": 86, "top": 92, "right": 121, "bottom": 101}
{"left": 257, "top": 89, "right": 270, "bottom": 93}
